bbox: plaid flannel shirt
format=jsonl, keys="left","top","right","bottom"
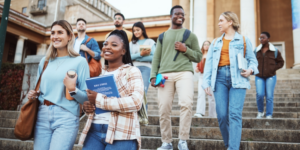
{"left": 78, "top": 65, "right": 144, "bottom": 150}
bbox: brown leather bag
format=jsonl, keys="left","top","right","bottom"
{"left": 14, "top": 61, "right": 48, "bottom": 141}
{"left": 199, "top": 58, "right": 206, "bottom": 73}
{"left": 84, "top": 37, "right": 102, "bottom": 77}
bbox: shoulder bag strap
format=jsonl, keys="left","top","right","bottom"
{"left": 84, "top": 37, "right": 93, "bottom": 62}
{"left": 243, "top": 36, "right": 246, "bottom": 58}
{"left": 35, "top": 61, "right": 48, "bottom": 91}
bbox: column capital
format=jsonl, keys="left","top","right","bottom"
{"left": 18, "top": 36, "right": 28, "bottom": 40}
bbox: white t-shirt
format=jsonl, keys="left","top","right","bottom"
{"left": 74, "top": 38, "right": 84, "bottom": 54}
{"left": 92, "top": 69, "right": 119, "bottom": 124}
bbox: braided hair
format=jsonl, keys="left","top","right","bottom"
{"left": 105, "top": 30, "right": 133, "bottom": 66}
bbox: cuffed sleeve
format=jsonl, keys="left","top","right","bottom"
{"left": 72, "top": 58, "right": 90, "bottom": 104}
{"left": 202, "top": 40, "right": 214, "bottom": 90}
{"left": 245, "top": 37, "right": 259, "bottom": 75}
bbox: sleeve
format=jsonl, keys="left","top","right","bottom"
{"left": 182, "top": 34, "right": 202, "bottom": 62}
{"left": 136, "top": 43, "right": 156, "bottom": 62}
{"left": 71, "top": 58, "right": 90, "bottom": 104}
{"left": 95, "top": 67, "right": 144, "bottom": 113}
{"left": 245, "top": 37, "right": 259, "bottom": 75}
{"left": 90, "top": 38, "right": 101, "bottom": 60}
{"left": 201, "top": 41, "right": 214, "bottom": 90}
{"left": 130, "top": 42, "right": 142, "bottom": 60}
{"left": 275, "top": 50, "right": 284, "bottom": 70}
{"left": 150, "top": 38, "right": 162, "bottom": 79}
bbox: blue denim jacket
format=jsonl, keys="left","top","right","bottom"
{"left": 202, "top": 32, "right": 259, "bottom": 91}
{"left": 75, "top": 35, "right": 101, "bottom": 62}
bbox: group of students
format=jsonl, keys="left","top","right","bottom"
{"left": 26, "top": 4, "right": 284, "bottom": 150}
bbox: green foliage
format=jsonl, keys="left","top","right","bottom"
{"left": 0, "top": 63, "right": 25, "bottom": 110}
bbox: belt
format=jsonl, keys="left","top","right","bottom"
{"left": 43, "top": 100, "right": 55, "bottom": 106}
{"left": 218, "top": 65, "right": 230, "bottom": 69}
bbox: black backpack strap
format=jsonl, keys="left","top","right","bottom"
{"left": 158, "top": 32, "right": 165, "bottom": 45}
{"left": 173, "top": 29, "right": 191, "bottom": 61}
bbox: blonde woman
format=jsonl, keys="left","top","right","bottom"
{"left": 194, "top": 41, "right": 217, "bottom": 118}
{"left": 27, "top": 20, "right": 89, "bottom": 150}
{"left": 202, "top": 12, "right": 258, "bottom": 150}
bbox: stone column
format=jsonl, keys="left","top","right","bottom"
{"left": 14, "top": 36, "right": 27, "bottom": 63}
{"left": 193, "top": 0, "right": 207, "bottom": 45}
{"left": 179, "top": 0, "right": 190, "bottom": 29}
{"left": 240, "top": 0, "right": 256, "bottom": 47}
{"left": 37, "top": 43, "right": 47, "bottom": 55}
{"left": 292, "top": 0, "right": 300, "bottom": 69}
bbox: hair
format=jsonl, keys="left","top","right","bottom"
{"left": 221, "top": 11, "right": 240, "bottom": 32}
{"left": 114, "top": 13, "right": 125, "bottom": 20}
{"left": 76, "top": 18, "right": 86, "bottom": 24}
{"left": 201, "top": 40, "right": 211, "bottom": 54}
{"left": 131, "top": 22, "right": 149, "bottom": 44}
{"left": 170, "top": 5, "right": 183, "bottom": 15}
{"left": 261, "top": 32, "right": 270, "bottom": 38}
{"left": 105, "top": 30, "right": 133, "bottom": 66}
{"left": 45, "top": 20, "right": 79, "bottom": 61}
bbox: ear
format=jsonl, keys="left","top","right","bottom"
{"left": 121, "top": 48, "right": 126, "bottom": 56}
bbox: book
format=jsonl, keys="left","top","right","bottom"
{"left": 237, "top": 53, "right": 247, "bottom": 71}
{"left": 85, "top": 74, "right": 120, "bottom": 114}
{"left": 139, "top": 45, "right": 151, "bottom": 56}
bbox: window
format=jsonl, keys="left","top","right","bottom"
{"left": 37, "top": 0, "right": 47, "bottom": 10}
{"left": 22, "top": 7, "right": 27, "bottom": 14}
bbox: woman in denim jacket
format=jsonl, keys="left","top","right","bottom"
{"left": 202, "top": 11, "right": 258, "bottom": 150}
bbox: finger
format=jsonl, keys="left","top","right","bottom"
{"left": 86, "top": 89, "right": 91, "bottom": 94}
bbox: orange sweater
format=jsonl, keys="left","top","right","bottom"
{"left": 218, "top": 37, "right": 231, "bottom": 66}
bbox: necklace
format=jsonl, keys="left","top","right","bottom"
{"left": 56, "top": 58, "right": 67, "bottom": 70}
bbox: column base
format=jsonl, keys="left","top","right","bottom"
{"left": 293, "top": 63, "right": 300, "bottom": 69}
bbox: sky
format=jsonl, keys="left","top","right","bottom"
{"left": 106, "top": 0, "right": 172, "bottom": 19}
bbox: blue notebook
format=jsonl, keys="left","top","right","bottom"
{"left": 85, "top": 74, "right": 120, "bottom": 114}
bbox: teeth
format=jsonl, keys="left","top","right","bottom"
{"left": 178, "top": 19, "right": 182, "bottom": 21}
{"left": 104, "top": 52, "right": 112, "bottom": 54}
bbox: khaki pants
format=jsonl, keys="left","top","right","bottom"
{"left": 157, "top": 71, "right": 194, "bottom": 143}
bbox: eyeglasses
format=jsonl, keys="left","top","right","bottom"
{"left": 114, "top": 17, "right": 122, "bottom": 21}
{"left": 258, "top": 37, "right": 267, "bottom": 40}
{"left": 174, "top": 12, "right": 185, "bottom": 16}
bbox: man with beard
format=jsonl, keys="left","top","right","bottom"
{"left": 150, "top": 5, "right": 202, "bottom": 150}
{"left": 105, "top": 13, "right": 132, "bottom": 42}
{"left": 74, "top": 18, "right": 101, "bottom": 61}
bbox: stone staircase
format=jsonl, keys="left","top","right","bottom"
{"left": 0, "top": 70, "right": 300, "bottom": 150}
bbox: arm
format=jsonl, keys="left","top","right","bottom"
{"left": 182, "top": 34, "right": 202, "bottom": 62}
{"left": 95, "top": 67, "right": 144, "bottom": 113}
{"left": 245, "top": 37, "right": 259, "bottom": 75}
{"left": 150, "top": 39, "right": 162, "bottom": 79}
{"left": 201, "top": 42, "right": 214, "bottom": 90}
{"left": 129, "top": 42, "right": 142, "bottom": 60}
{"left": 136, "top": 44, "right": 156, "bottom": 62}
{"left": 275, "top": 51, "right": 284, "bottom": 70}
{"left": 89, "top": 38, "right": 101, "bottom": 60}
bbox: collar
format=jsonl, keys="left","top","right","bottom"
{"left": 255, "top": 42, "right": 276, "bottom": 52}
{"left": 217, "top": 32, "right": 242, "bottom": 42}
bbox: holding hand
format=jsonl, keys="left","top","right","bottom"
{"left": 63, "top": 74, "right": 77, "bottom": 91}
{"left": 140, "top": 48, "right": 151, "bottom": 56}
{"left": 80, "top": 44, "right": 89, "bottom": 52}
{"left": 86, "top": 89, "right": 98, "bottom": 105}
{"left": 175, "top": 42, "right": 187, "bottom": 53}
{"left": 195, "top": 67, "right": 199, "bottom": 73}
{"left": 241, "top": 69, "right": 253, "bottom": 78}
{"left": 83, "top": 101, "right": 95, "bottom": 114}
{"left": 150, "top": 78, "right": 159, "bottom": 87}
{"left": 27, "top": 90, "right": 39, "bottom": 100}
{"left": 204, "top": 87, "right": 212, "bottom": 96}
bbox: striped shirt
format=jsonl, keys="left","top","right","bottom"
{"left": 78, "top": 64, "right": 144, "bottom": 150}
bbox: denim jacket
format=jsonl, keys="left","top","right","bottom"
{"left": 202, "top": 32, "right": 259, "bottom": 91}
{"left": 75, "top": 35, "right": 101, "bottom": 62}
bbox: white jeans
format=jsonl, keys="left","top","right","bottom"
{"left": 196, "top": 73, "right": 217, "bottom": 118}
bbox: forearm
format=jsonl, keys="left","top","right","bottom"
{"left": 86, "top": 49, "right": 95, "bottom": 57}
{"left": 72, "top": 88, "right": 88, "bottom": 104}
{"left": 136, "top": 55, "right": 153, "bottom": 62}
{"left": 131, "top": 53, "right": 141, "bottom": 60}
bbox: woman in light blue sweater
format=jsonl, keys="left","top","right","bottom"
{"left": 130, "top": 22, "right": 155, "bottom": 95}
{"left": 27, "top": 20, "right": 89, "bottom": 150}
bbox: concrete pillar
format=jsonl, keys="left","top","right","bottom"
{"left": 179, "top": 0, "right": 190, "bottom": 29}
{"left": 14, "top": 36, "right": 27, "bottom": 63}
{"left": 37, "top": 43, "right": 47, "bottom": 55}
{"left": 240, "top": 0, "right": 256, "bottom": 47}
{"left": 292, "top": 0, "right": 300, "bottom": 69}
{"left": 193, "top": 0, "right": 207, "bottom": 45}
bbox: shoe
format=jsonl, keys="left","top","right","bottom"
{"left": 256, "top": 112, "right": 264, "bottom": 119}
{"left": 266, "top": 115, "right": 272, "bottom": 119}
{"left": 157, "top": 142, "right": 173, "bottom": 150}
{"left": 178, "top": 140, "right": 189, "bottom": 150}
{"left": 194, "top": 113, "right": 203, "bottom": 118}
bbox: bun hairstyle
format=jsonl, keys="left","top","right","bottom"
{"left": 221, "top": 11, "right": 240, "bottom": 32}
{"left": 105, "top": 30, "right": 133, "bottom": 66}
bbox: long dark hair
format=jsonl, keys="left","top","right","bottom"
{"left": 105, "top": 30, "right": 133, "bottom": 66}
{"left": 131, "top": 22, "right": 149, "bottom": 44}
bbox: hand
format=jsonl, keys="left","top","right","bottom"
{"left": 150, "top": 78, "right": 159, "bottom": 87}
{"left": 175, "top": 42, "right": 187, "bottom": 53}
{"left": 27, "top": 90, "right": 39, "bottom": 100}
{"left": 195, "top": 67, "right": 199, "bottom": 73}
{"left": 83, "top": 101, "right": 95, "bottom": 114}
{"left": 204, "top": 87, "right": 212, "bottom": 96}
{"left": 241, "top": 69, "right": 252, "bottom": 78}
{"left": 63, "top": 73, "right": 77, "bottom": 91}
{"left": 140, "top": 49, "right": 151, "bottom": 56}
{"left": 86, "top": 89, "right": 98, "bottom": 105}
{"left": 80, "top": 44, "right": 89, "bottom": 52}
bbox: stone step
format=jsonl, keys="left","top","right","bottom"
{"left": 141, "top": 136, "right": 300, "bottom": 150}
{"left": 146, "top": 94, "right": 300, "bottom": 99}
{"left": 0, "top": 119, "right": 16, "bottom": 128}
{"left": 0, "top": 111, "right": 19, "bottom": 119}
{"left": 141, "top": 126, "right": 300, "bottom": 143}
{"left": 147, "top": 111, "right": 300, "bottom": 118}
{"left": 147, "top": 89, "right": 300, "bottom": 94}
{"left": 147, "top": 102, "right": 300, "bottom": 107}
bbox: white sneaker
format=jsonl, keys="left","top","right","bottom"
{"left": 157, "top": 142, "right": 173, "bottom": 150}
{"left": 194, "top": 113, "right": 203, "bottom": 118}
{"left": 178, "top": 140, "right": 189, "bottom": 150}
{"left": 256, "top": 112, "right": 264, "bottom": 119}
{"left": 266, "top": 115, "right": 273, "bottom": 119}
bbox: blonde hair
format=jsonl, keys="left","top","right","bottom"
{"left": 45, "top": 20, "right": 80, "bottom": 61}
{"left": 221, "top": 11, "right": 240, "bottom": 32}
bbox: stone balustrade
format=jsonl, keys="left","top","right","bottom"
{"left": 82, "top": 0, "right": 118, "bottom": 19}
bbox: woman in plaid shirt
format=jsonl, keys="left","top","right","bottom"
{"left": 80, "top": 30, "right": 144, "bottom": 150}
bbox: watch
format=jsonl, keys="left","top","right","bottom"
{"left": 69, "top": 88, "right": 78, "bottom": 96}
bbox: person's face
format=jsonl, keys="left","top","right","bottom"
{"left": 171, "top": 8, "right": 185, "bottom": 26}
{"left": 133, "top": 26, "right": 143, "bottom": 39}
{"left": 76, "top": 20, "right": 86, "bottom": 32}
{"left": 218, "top": 15, "right": 232, "bottom": 33}
{"left": 203, "top": 41, "right": 210, "bottom": 51}
{"left": 259, "top": 34, "right": 269, "bottom": 45}
{"left": 51, "top": 25, "right": 71, "bottom": 50}
{"left": 102, "top": 35, "right": 126, "bottom": 62}
{"left": 114, "top": 15, "right": 124, "bottom": 27}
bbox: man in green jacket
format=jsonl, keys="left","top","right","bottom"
{"left": 150, "top": 5, "right": 202, "bottom": 150}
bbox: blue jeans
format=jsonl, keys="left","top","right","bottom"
{"left": 82, "top": 123, "right": 138, "bottom": 150}
{"left": 213, "top": 66, "right": 246, "bottom": 150}
{"left": 34, "top": 105, "right": 79, "bottom": 150}
{"left": 255, "top": 75, "right": 277, "bottom": 116}
{"left": 136, "top": 66, "right": 151, "bottom": 94}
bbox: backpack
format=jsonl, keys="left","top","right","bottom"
{"left": 158, "top": 29, "right": 191, "bottom": 61}
{"left": 254, "top": 47, "right": 278, "bottom": 58}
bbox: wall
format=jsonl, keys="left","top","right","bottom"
{"left": 259, "top": 0, "right": 294, "bottom": 68}
{"left": 0, "top": 0, "right": 29, "bottom": 14}
{"left": 64, "top": 4, "right": 104, "bottom": 24}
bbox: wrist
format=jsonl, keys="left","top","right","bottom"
{"left": 68, "top": 87, "right": 76, "bottom": 92}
